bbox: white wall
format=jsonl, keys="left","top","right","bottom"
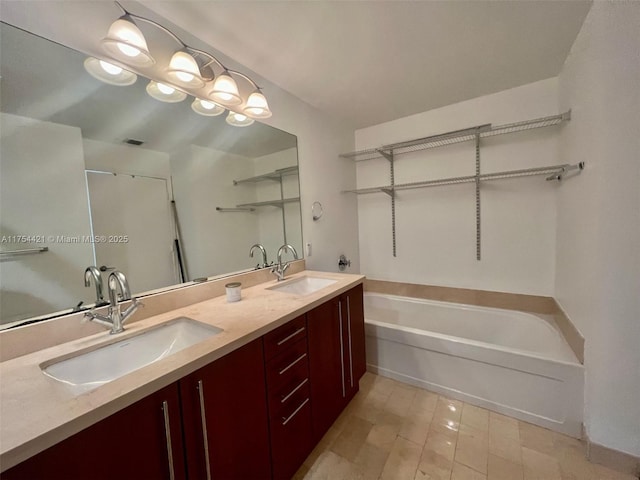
{"left": 355, "top": 79, "right": 561, "bottom": 295}
{"left": 140, "top": 3, "right": 360, "bottom": 275}
{"left": 555, "top": 2, "right": 640, "bottom": 457}
{"left": 83, "top": 138, "right": 171, "bottom": 179}
{"left": 170, "top": 145, "right": 260, "bottom": 279}
{"left": 252, "top": 148, "right": 302, "bottom": 263}
{"left": 0, "top": 113, "right": 94, "bottom": 322}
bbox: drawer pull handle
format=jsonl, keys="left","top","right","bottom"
{"left": 278, "top": 353, "right": 307, "bottom": 375}
{"left": 161, "top": 401, "right": 176, "bottom": 480}
{"left": 338, "top": 300, "right": 346, "bottom": 398}
{"left": 281, "top": 378, "right": 309, "bottom": 404}
{"left": 347, "top": 296, "right": 354, "bottom": 388}
{"left": 281, "top": 398, "right": 310, "bottom": 426}
{"left": 197, "top": 380, "right": 212, "bottom": 480}
{"left": 276, "top": 326, "right": 305, "bottom": 346}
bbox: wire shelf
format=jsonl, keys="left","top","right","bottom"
{"left": 233, "top": 166, "right": 298, "bottom": 185}
{"left": 340, "top": 111, "right": 571, "bottom": 162}
{"left": 343, "top": 163, "right": 583, "bottom": 195}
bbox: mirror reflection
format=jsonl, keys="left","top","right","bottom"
{"left": 0, "top": 22, "right": 302, "bottom": 328}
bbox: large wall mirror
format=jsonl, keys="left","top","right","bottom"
{"left": 0, "top": 22, "right": 303, "bottom": 328}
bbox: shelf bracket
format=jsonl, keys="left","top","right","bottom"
{"left": 377, "top": 149, "right": 393, "bottom": 163}
{"left": 380, "top": 188, "right": 394, "bottom": 197}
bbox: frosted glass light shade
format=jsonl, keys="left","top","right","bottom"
{"left": 102, "top": 15, "right": 154, "bottom": 67}
{"left": 167, "top": 50, "right": 205, "bottom": 88}
{"left": 83, "top": 57, "right": 137, "bottom": 86}
{"left": 210, "top": 71, "right": 242, "bottom": 105}
{"left": 243, "top": 89, "right": 272, "bottom": 118}
{"left": 191, "top": 98, "right": 225, "bottom": 116}
{"left": 146, "top": 81, "right": 187, "bottom": 103}
{"left": 226, "top": 111, "right": 254, "bottom": 127}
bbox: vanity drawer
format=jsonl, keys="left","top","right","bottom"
{"left": 263, "top": 315, "right": 306, "bottom": 361}
{"left": 269, "top": 391, "right": 312, "bottom": 480}
{"left": 267, "top": 371, "right": 310, "bottom": 419}
{"left": 265, "top": 337, "right": 308, "bottom": 392}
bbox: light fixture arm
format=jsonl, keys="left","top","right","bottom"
{"left": 112, "top": 1, "right": 228, "bottom": 74}
{"left": 227, "top": 69, "right": 262, "bottom": 91}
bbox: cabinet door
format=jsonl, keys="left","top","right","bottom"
{"left": 180, "top": 338, "right": 271, "bottom": 480}
{"left": 307, "top": 298, "right": 346, "bottom": 443}
{"left": 3, "top": 384, "right": 186, "bottom": 480}
{"left": 344, "top": 284, "right": 366, "bottom": 397}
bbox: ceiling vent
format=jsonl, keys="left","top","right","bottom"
{"left": 124, "top": 138, "right": 144, "bottom": 146}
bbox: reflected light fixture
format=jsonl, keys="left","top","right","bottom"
{"left": 83, "top": 57, "right": 137, "bottom": 86}
{"left": 191, "top": 98, "right": 225, "bottom": 116}
{"left": 226, "top": 111, "right": 254, "bottom": 127}
{"left": 102, "top": 14, "right": 154, "bottom": 67}
{"left": 146, "top": 81, "right": 187, "bottom": 103}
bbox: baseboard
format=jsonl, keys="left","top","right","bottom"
{"left": 366, "top": 364, "right": 581, "bottom": 438}
{"left": 584, "top": 432, "right": 640, "bottom": 477}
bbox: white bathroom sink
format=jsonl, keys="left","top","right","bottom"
{"left": 267, "top": 276, "right": 337, "bottom": 296}
{"left": 42, "top": 317, "right": 223, "bottom": 394}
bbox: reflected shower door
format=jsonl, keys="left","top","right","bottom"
{"left": 86, "top": 171, "right": 178, "bottom": 295}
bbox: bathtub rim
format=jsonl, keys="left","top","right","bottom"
{"left": 364, "top": 291, "right": 580, "bottom": 366}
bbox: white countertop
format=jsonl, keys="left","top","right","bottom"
{"left": 0, "top": 270, "right": 364, "bottom": 472}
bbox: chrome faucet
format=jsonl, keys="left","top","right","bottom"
{"left": 84, "top": 266, "right": 105, "bottom": 305}
{"left": 85, "top": 270, "right": 142, "bottom": 334}
{"left": 249, "top": 243, "right": 269, "bottom": 269}
{"left": 271, "top": 244, "right": 299, "bottom": 281}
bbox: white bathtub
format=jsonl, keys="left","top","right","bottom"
{"left": 364, "top": 293, "right": 584, "bottom": 436}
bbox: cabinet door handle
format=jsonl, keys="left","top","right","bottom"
{"left": 347, "top": 295, "right": 354, "bottom": 388}
{"left": 281, "top": 378, "right": 309, "bottom": 403}
{"left": 338, "top": 300, "right": 346, "bottom": 398}
{"left": 278, "top": 353, "right": 307, "bottom": 375}
{"left": 161, "top": 401, "right": 176, "bottom": 480}
{"left": 197, "top": 380, "right": 212, "bottom": 480}
{"left": 281, "top": 398, "right": 310, "bottom": 426}
{"left": 276, "top": 326, "right": 305, "bottom": 346}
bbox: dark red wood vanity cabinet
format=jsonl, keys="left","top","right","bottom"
{"left": 263, "top": 315, "right": 313, "bottom": 480}
{"left": 3, "top": 383, "right": 187, "bottom": 480}
{"left": 179, "top": 338, "right": 272, "bottom": 480}
{"left": 4, "top": 283, "right": 365, "bottom": 480}
{"left": 4, "top": 341, "right": 270, "bottom": 480}
{"left": 307, "top": 284, "right": 366, "bottom": 443}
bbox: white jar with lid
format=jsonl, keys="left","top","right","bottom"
{"left": 225, "top": 282, "right": 242, "bottom": 302}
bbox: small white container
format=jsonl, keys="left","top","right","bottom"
{"left": 225, "top": 282, "right": 242, "bottom": 303}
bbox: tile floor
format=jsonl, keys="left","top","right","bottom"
{"left": 295, "top": 373, "right": 637, "bottom": 480}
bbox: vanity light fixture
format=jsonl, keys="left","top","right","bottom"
{"left": 83, "top": 57, "right": 137, "bottom": 86}
{"left": 191, "top": 98, "right": 225, "bottom": 116}
{"left": 90, "top": 1, "right": 272, "bottom": 124}
{"left": 226, "top": 111, "right": 254, "bottom": 127}
{"left": 146, "top": 80, "right": 187, "bottom": 103}
{"left": 243, "top": 88, "right": 272, "bottom": 119}
{"left": 167, "top": 49, "right": 208, "bottom": 89}
{"left": 102, "top": 14, "right": 154, "bottom": 67}
{"left": 210, "top": 69, "right": 242, "bottom": 106}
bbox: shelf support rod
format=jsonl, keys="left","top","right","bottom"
{"left": 475, "top": 130, "right": 481, "bottom": 261}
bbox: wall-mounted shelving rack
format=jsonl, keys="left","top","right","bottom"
{"left": 218, "top": 165, "right": 300, "bottom": 244}
{"left": 236, "top": 197, "right": 300, "bottom": 209}
{"left": 341, "top": 111, "right": 583, "bottom": 259}
{"left": 233, "top": 166, "right": 299, "bottom": 185}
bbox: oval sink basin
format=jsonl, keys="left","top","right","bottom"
{"left": 42, "top": 317, "right": 222, "bottom": 394}
{"left": 267, "top": 276, "right": 337, "bottom": 296}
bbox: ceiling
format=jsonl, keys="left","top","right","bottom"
{"left": 0, "top": 1, "right": 592, "bottom": 131}
{"left": 142, "top": 1, "right": 592, "bottom": 129}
